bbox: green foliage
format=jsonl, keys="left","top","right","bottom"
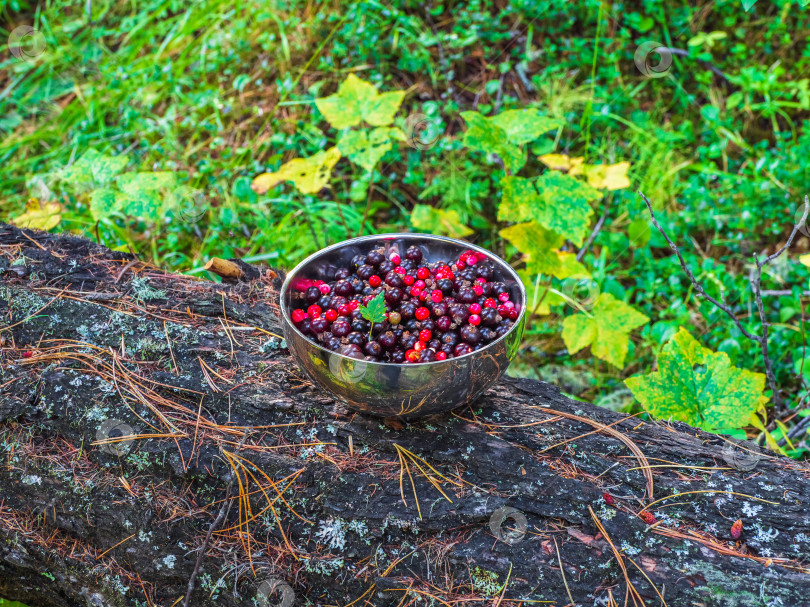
{"left": 1, "top": 0, "right": 809, "bottom": 450}
{"left": 626, "top": 328, "right": 767, "bottom": 433}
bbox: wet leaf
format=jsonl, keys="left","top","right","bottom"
{"left": 460, "top": 111, "right": 524, "bottom": 173}
{"left": 410, "top": 205, "right": 473, "bottom": 238}
{"left": 562, "top": 293, "right": 649, "bottom": 368}
{"left": 580, "top": 161, "right": 631, "bottom": 190}
{"left": 338, "top": 127, "right": 404, "bottom": 172}
{"left": 251, "top": 147, "right": 341, "bottom": 195}
{"left": 538, "top": 154, "right": 585, "bottom": 172}
{"left": 11, "top": 199, "right": 62, "bottom": 231}
{"left": 490, "top": 110, "right": 561, "bottom": 145}
{"left": 498, "top": 174, "right": 599, "bottom": 246}
{"left": 499, "top": 221, "right": 565, "bottom": 276}
{"left": 625, "top": 328, "right": 767, "bottom": 432}
{"left": 61, "top": 149, "right": 129, "bottom": 189}
{"left": 315, "top": 74, "right": 405, "bottom": 129}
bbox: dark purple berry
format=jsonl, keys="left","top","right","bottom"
{"left": 305, "top": 286, "right": 322, "bottom": 303}
{"left": 436, "top": 316, "right": 452, "bottom": 332}
{"left": 405, "top": 245, "right": 423, "bottom": 262}
{"left": 460, "top": 325, "right": 481, "bottom": 345}
{"left": 364, "top": 341, "right": 383, "bottom": 357}
{"left": 331, "top": 320, "right": 351, "bottom": 337}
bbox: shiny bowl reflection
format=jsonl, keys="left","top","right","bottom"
{"left": 279, "top": 233, "right": 526, "bottom": 419}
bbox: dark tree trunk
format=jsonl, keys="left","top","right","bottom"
{"left": 1, "top": 223, "right": 809, "bottom": 607}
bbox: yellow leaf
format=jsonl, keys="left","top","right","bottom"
{"left": 539, "top": 154, "right": 584, "bottom": 173}
{"left": 799, "top": 253, "right": 810, "bottom": 267}
{"left": 582, "top": 162, "right": 631, "bottom": 191}
{"left": 251, "top": 147, "right": 341, "bottom": 195}
{"left": 11, "top": 199, "right": 62, "bottom": 231}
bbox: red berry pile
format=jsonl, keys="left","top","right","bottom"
{"left": 289, "top": 245, "right": 520, "bottom": 363}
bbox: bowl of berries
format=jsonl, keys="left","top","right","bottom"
{"left": 280, "top": 234, "right": 525, "bottom": 419}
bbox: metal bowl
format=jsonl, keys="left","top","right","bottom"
{"left": 279, "top": 234, "right": 526, "bottom": 419}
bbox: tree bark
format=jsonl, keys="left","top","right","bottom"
{"left": 1, "top": 223, "right": 809, "bottom": 607}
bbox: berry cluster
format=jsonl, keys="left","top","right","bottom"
{"left": 289, "top": 245, "right": 520, "bottom": 363}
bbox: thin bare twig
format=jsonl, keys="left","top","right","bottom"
{"left": 577, "top": 196, "right": 612, "bottom": 261}
{"left": 639, "top": 192, "right": 809, "bottom": 412}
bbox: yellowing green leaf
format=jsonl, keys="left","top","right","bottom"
{"left": 338, "top": 127, "right": 404, "bottom": 172}
{"left": 490, "top": 110, "right": 561, "bottom": 145}
{"left": 581, "top": 162, "right": 631, "bottom": 191}
{"left": 519, "top": 270, "right": 565, "bottom": 315}
{"left": 799, "top": 253, "right": 810, "bottom": 267}
{"left": 498, "top": 174, "right": 598, "bottom": 246}
{"left": 89, "top": 172, "right": 180, "bottom": 222}
{"left": 538, "top": 154, "right": 584, "bottom": 172}
{"left": 11, "top": 199, "right": 62, "bottom": 231}
{"left": 561, "top": 293, "right": 649, "bottom": 368}
{"left": 410, "top": 205, "right": 473, "bottom": 238}
{"left": 555, "top": 252, "right": 590, "bottom": 280}
{"left": 315, "top": 74, "right": 405, "bottom": 129}
{"left": 499, "top": 221, "right": 565, "bottom": 276}
{"left": 251, "top": 147, "right": 341, "bottom": 195}
{"left": 61, "top": 149, "right": 129, "bottom": 189}
{"left": 625, "top": 328, "right": 767, "bottom": 433}
{"left": 460, "top": 111, "right": 524, "bottom": 173}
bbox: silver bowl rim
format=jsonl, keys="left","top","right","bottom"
{"left": 280, "top": 233, "right": 527, "bottom": 367}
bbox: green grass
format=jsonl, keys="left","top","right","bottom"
{"left": 1, "top": 0, "right": 810, "bottom": 447}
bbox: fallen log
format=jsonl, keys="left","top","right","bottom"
{"left": 1, "top": 223, "right": 809, "bottom": 607}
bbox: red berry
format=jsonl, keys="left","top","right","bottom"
{"left": 639, "top": 511, "right": 656, "bottom": 525}
{"left": 337, "top": 304, "right": 351, "bottom": 316}
{"left": 306, "top": 305, "right": 322, "bottom": 319}
{"left": 473, "top": 285, "right": 483, "bottom": 296}
{"left": 419, "top": 329, "right": 432, "bottom": 342}
{"left": 456, "top": 260, "right": 466, "bottom": 270}
{"left": 22, "top": 351, "right": 34, "bottom": 359}
{"left": 313, "top": 280, "right": 324, "bottom": 286}
{"left": 417, "top": 267, "right": 430, "bottom": 280}
{"left": 395, "top": 266, "right": 406, "bottom": 275}
{"left": 369, "top": 275, "right": 381, "bottom": 287}
{"left": 435, "top": 351, "right": 447, "bottom": 361}
{"left": 318, "top": 284, "right": 331, "bottom": 295}
{"left": 475, "top": 277, "right": 487, "bottom": 284}
{"left": 362, "top": 295, "right": 373, "bottom": 305}
{"left": 406, "top": 349, "right": 420, "bottom": 362}
{"left": 464, "top": 254, "right": 477, "bottom": 266}
{"left": 403, "top": 275, "right": 415, "bottom": 286}
{"left": 413, "top": 340, "right": 425, "bottom": 352}
{"left": 419, "top": 290, "right": 428, "bottom": 300}
{"left": 469, "top": 303, "right": 481, "bottom": 314}
{"left": 602, "top": 493, "right": 615, "bottom": 506}
{"left": 484, "top": 298, "right": 497, "bottom": 308}
{"left": 415, "top": 307, "right": 430, "bottom": 321}
{"left": 497, "top": 304, "right": 509, "bottom": 315}
{"left": 498, "top": 292, "right": 510, "bottom": 302}
{"left": 468, "top": 314, "right": 481, "bottom": 326}
{"left": 731, "top": 519, "right": 743, "bottom": 540}
{"left": 349, "top": 300, "right": 359, "bottom": 310}
{"left": 411, "top": 286, "right": 422, "bottom": 298}
{"left": 291, "top": 309, "right": 308, "bottom": 323}
{"left": 324, "top": 309, "right": 338, "bottom": 322}
{"left": 390, "top": 254, "right": 401, "bottom": 265}
{"left": 507, "top": 307, "right": 520, "bottom": 320}
{"left": 431, "top": 290, "right": 443, "bottom": 303}
{"left": 414, "top": 279, "right": 426, "bottom": 289}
